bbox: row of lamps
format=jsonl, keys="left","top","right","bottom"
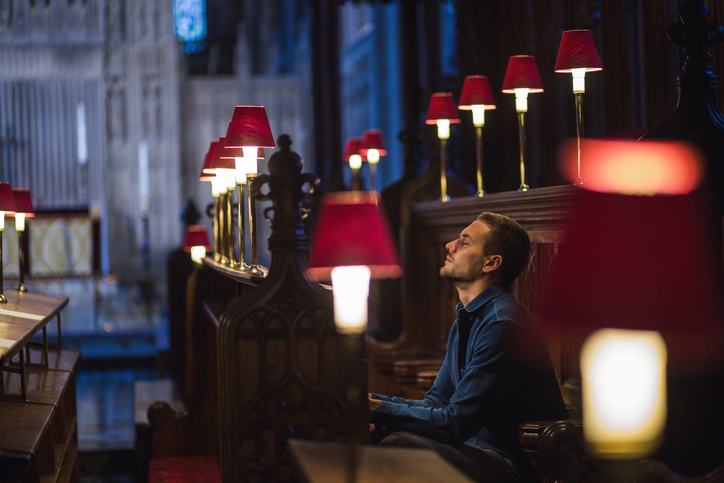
{"left": 192, "top": 106, "right": 276, "bottom": 275}
{"left": 343, "top": 130, "right": 387, "bottom": 192}
{"left": 0, "top": 183, "right": 36, "bottom": 301}
{"left": 425, "top": 29, "right": 602, "bottom": 201}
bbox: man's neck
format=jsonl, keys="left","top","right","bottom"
{"left": 456, "top": 278, "right": 496, "bottom": 306}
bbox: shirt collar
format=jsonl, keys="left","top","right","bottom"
{"left": 456, "top": 284, "right": 508, "bottom": 315}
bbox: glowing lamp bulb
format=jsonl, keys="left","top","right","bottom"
{"left": 571, "top": 68, "right": 587, "bottom": 93}
{"left": 217, "top": 168, "right": 236, "bottom": 190}
{"left": 349, "top": 154, "right": 362, "bottom": 170}
{"left": 471, "top": 105, "right": 486, "bottom": 127}
{"left": 234, "top": 157, "right": 247, "bottom": 184}
{"left": 190, "top": 245, "right": 206, "bottom": 264}
{"left": 436, "top": 119, "right": 451, "bottom": 140}
{"left": 15, "top": 213, "right": 25, "bottom": 232}
{"left": 211, "top": 176, "right": 225, "bottom": 196}
{"left": 367, "top": 149, "right": 380, "bottom": 164}
{"left": 330, "top": 265, "right": 371, "bottom": 334}
{"left": 0, "top": 212, "right": 4, "bottom": 230}
{"left": 581, "top": 328, "right": 667, "bottom": 457}
{"left": 514, "top": 89, "right": 529, "bottom": 112}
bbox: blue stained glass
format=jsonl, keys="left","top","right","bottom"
{"left": 173, "top": 0, "right": 207, "bottom": 43}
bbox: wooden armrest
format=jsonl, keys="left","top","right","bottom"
{"left": 392, "top": 358, "right": 445, "bottom": 383}
{"left": 374, "top": 350, "right": 444, "bottom": 375}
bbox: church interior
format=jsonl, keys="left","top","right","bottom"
{"left": 1, "top": 0, "right": 724, "bottom": 482}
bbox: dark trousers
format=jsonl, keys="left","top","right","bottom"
{"left": 375, "top": 430, "right": 524, "bottom": 483}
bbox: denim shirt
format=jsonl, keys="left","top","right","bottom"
{"left": 372, "top": 285, "right": 568, "bottom": 478}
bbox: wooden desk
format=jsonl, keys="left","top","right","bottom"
{"left": 0, "top": 290, "right": 78, "bottom": 483}
{"left": 289, "top": 439, "right": 474, "bottom": 483}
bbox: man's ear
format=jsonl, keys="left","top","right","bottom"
{"left": 482, "top": 254, "right": 502, "bottom": 274}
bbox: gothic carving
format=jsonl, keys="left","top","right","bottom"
{"left": 218, "top": 135, "right": 363, "bottom": 482}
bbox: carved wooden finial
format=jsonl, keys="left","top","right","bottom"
{"left": 252, "top": 134, "right": 319, "bottom": 252}
{"left": 669, "top": 0, "right": 723, "bottom": 84}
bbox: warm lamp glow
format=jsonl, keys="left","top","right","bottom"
{"left": 581, "top": 328, "right": 667, "bottom": 457}
{"left": 190, "top": 246, "right": 206, "bottom": 264}
{"left": 559, "top": 139, "right": 705, "bottom": 195}
{"left": 471, "top": 105, "right": 486, "bottom": 127}
{"left": 331, "top": 265, "right": 371, "bottom": 334}
{"left": 436, "top": 120, "right": 451, "bottom": 140}
{"left": 571, "top": 68, "right": 587, "bottom": 93}
{"left": 514, "top": 89, "right": 529, "bottom": 113}
{"left": 349, "top": 154, "right": 362, "bottom": 170}
{"left": 15, "top": 213, "right": 25, "bottom": 232}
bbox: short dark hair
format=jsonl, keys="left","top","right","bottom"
{"left": 477, "top": 212, "right": 531, "bottom": 287}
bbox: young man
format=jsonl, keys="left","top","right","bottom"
{"left": 369, "top": 212, "right": 567, "bottom": 482}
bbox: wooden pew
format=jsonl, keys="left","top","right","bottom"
{"left": 147, "top": 136, "right": 366, "bottom": 483}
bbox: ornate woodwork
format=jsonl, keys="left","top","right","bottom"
{"left": 217, "top": 135, "right": 367, "bottom": 482}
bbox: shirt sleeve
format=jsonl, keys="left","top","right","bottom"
{"left": 372, "top": 319, "right": 514, "bottom": 445}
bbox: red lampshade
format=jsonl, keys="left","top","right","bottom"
{"left": 12, "top": 188, "right": 34, "bottom": 217}
{"left": 540, "top": 139, "right": 724, "bottom": 374}
{"left": 209, "top": 137, "right": 235, "bottom": 170}
{"left": 554, "top": 30, "right": 603, "bottom": 73}
{"left": 458, "top": 75, "right": 497, "bottom": 109}
{"left": 307, "top": 191, "right": 402, "bottom": 281}
{"left": 359, "top": 129, "right": 387, "bottom": 156}
{"left": 501, "top": 55, "right": 544, "bottom": 93}
{"left": 0, "top": 182, "right": 16, "bottom": 214}
{"left": 343, "top": 137, "right": 364, "bottom": 162}
{"left": 199, "top": 140, "right": 218, "bottom": 181}
{"left": 183, "top": 225, "right": 212, "bottom": 252}
{"left": 224, "top": 106, "right": 276, "bottom": 148}
{"left": 425, "top": 93, "right": 461, "bottom": 124}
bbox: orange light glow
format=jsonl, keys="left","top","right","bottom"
{"left": 559, "top": 139, "right": 705, "bottom": 195}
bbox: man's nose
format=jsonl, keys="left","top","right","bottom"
{"left": 446, "top": 240, "right": 455, "bottom": 252}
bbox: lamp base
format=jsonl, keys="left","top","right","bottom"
{"left": 476, "top": 189, "right": 486, "bottom": 198}
{"left": 0, "top": 293, "right": 6, "bottom": 303}
{"left": 235, "top": 262, "right": 250, "bottom": 272}
{"left": 228, "top": 260, "right": 239, "bottom": 269}
{"left": 18, "top": 283, "right": 27, "bottom": 293}
{"left": 440, "top": 195, "right": 451, "bottom": 203}
{"left": 575, "top": 176, "right": 586, "bottom": 187}
{"left": 519, "top": 184, "right": 529, "bottom": 192}
{"left": 247, "top": 264, "right": 265, "bottom": 277}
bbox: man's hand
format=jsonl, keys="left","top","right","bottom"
{"left": 368, "top": 393, "right": 381, "bottom": 416}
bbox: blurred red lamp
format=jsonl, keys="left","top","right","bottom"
{"left": 360, "top": 130, "right": 387, "bottom": 193}
{"left": 541, "top": 139, "right": 724, "bottom": 458}
{"left": 0, "top": 182, "right": 16, "bottom": 303}
{"left": 555, "top": 29, "right": 603, "bottom": 186}
{"left": 307, "top": 191, "right": 402, "bottom": 334}
{"left": 502, "top": 55, "right": 544, "bottom": 191}
{"left": 343, "top": 137, "right": 364, "bottom": 190}
{"left": 183, "top": 225, "right": 213, "bottom": 264}
{"left": 12, "top": 188, "right": 34, "bottom": 292}
{"left": 459, "top": 75, "right": 497, "bottom": 196}
{"left": 426, "top": 92, "right": 461, "bottom": 202}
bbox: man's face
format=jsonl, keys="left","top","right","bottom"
{"left": 439, "top": 220, "right": 491, "bottom": 284}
